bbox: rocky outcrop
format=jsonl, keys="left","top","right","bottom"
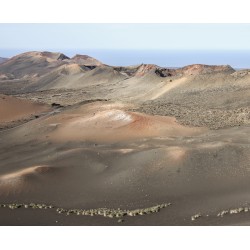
{"left": 179, "top": 64, "right": 235, "bottom": 75}
{"left": 113, "top": 65, "right": 140, "bottom": 77}
{"left": 114, "top": 64, "right": 159, "bottom": 77}
{"left": 155, "top": 64, "right": 235, "bottom": 77}
{"left": 134, "top": 64, "right": 158, "bottom": 77}
{"left": 155, "top": 68, "right": 177, "bottom": 77}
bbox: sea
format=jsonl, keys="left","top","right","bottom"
{"left": 1, "top": 49, "right": 250, "bottom": 69}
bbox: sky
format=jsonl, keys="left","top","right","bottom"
{"left": 1, "top": 24, "right": 250, "bottom": 53}
{"left": 1, "top": 24, "right": 250, "bottom": 68}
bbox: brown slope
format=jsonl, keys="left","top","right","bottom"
{"left": 26, "top": 63, "right": 89, "bottom": 91}
{"left": 32, "top": 65, "right": 127, "bottom": 91}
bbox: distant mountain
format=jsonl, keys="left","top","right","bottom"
{"left": 31, "top": 64, "right": 127, "bottom": 91}
{"left": 0, "top": 57, "right": 8, "bottom": 64}
{"left": 0, "top": 52, "right": 105, "bottom": 81}
{"left": 0, "top": 50, "right": 245, "bottom": 100}
{"left": 0, "top": 51, "right": 69, "bottom": 79}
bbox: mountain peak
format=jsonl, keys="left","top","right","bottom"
{"left": 71, "top": 54, "right": 102, "bottom": 66}
{"left": 11, "top": 51, "right": 69, "bottom": 61}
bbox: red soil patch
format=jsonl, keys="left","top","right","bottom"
{"left": 0, "top": 94, "right": 50, "bottom": 124}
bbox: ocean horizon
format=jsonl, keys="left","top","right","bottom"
{"left": 1, "top": 49, "right": 250, "bottom": 69}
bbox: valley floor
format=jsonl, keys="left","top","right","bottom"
{"left": 0, "top": 98, "right": 250, "bottom": 225}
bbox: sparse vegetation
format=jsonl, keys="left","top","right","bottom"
{"left": 133, "top": 102, "right": 250, "bottom": 130}
{"left": 0, "top": 202, "right": 172, "bottom": 221}
{"left": 191, "top": 213, "right": 202, "bottom": 221}
{"left": 217, "top": 206, "right": 250, "bottom": 217}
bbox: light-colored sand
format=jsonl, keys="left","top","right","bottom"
{"left": 0, "top": 165, "right": 49, "bottom": 182}
{"left": 166, "top": 146, "right": 186, "bottom": 161}
{"left": 150, "top": 77, "right": 187, "bottom": 100}
{"left": 0, "top": 165, "right": 50, "bottom": 195}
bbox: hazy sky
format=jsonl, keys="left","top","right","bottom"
{"left": 1, "top": 24, "right": 250, "bottom": 55}
{"left": 1, "top": 24, "right": 250, "bottom": 68}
